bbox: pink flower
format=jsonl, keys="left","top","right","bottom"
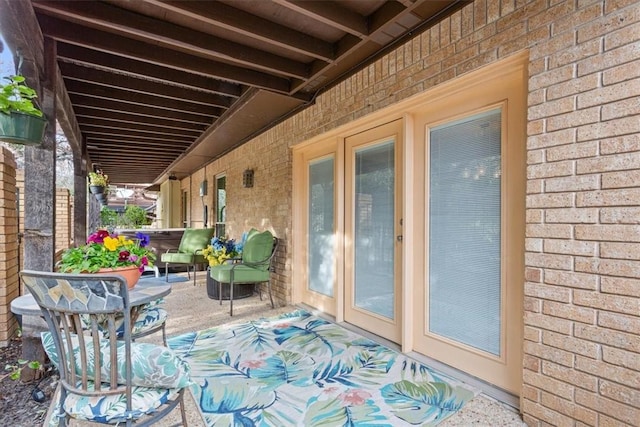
{"left": 240, "top": 360, "right": 265, "bottom": 369}
{"left": 339, "top": 390, "right": 371, "bottom": 406}
{"left": 87, "top": 229, "right": 109, "bottom": 244}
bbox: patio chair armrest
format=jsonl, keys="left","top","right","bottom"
{"left": 164, "top": 248, "right": 181, "bottom": 254}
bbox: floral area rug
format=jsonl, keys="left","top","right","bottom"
{"left": 167, "top": 309, "right": 478, "bottom": 426}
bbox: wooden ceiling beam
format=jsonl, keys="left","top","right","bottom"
{"left": 86, "top": 138, "right": 189, "bottom": 153}
{"left": 77, "top": 117, "right": 202, "bottom": 138}
{"left": 74, "top": 106, "right": 208, "bottom": 132}
{"left": 37, "top": 15, "right": 294, "bottom": 93}
{"left": 143, "top": 0, "right": 336, "bottom": 62}
{"left": 69, "top": 93, "right": 215, "bottom": 125}
{"left": 33, "top": 1, "right": 310, "bottom": 79}
{"left": 57, "top": 44, "right": 241, "bottom": 98}
{"left": 58, "top": 62, "right": 234, "bottom": 108}
{"left": 80, "top": 126, "right": 194, "bottom": 143}
{"left": 273, "top": 0, "right": 369, "bottom": 37}
{"left": 64, "top": 79, "right": 224, "bottom": 117}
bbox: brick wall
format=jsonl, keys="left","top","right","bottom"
{"left": 187, "top": 1, "right": 640, "bottom": 423}
{"left": 0, "top": 148, "right": 19, "bottom": 346}
{"left": 55, "top": 188, "right": 71, "bottom": 253}
{"left": 521, "top": 1, "right": 640, "bottom": 425}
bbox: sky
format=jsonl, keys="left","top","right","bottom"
{"left": 0, "top": 34, "right": 16, "bottom": 77}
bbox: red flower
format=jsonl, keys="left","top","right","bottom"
{"left": 118, "top": 250, "right": 130, "bottom": 261}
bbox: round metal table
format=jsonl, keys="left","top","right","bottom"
{"left": 11, "top": 278, "right": 172, "bottom": 317}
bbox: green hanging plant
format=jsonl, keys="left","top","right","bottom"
{"left": 0, "top": 75, "right": 43, "bottom": 117}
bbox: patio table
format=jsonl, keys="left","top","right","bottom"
{"left": 11, "top": 277, "right": 171, "bottom": 318}
{"left": 10, "top": 276, "right": 171, "bottom": 381}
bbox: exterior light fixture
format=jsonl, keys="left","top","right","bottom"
{"left": 242, "top": 169, "right": 254, "bottom": 188}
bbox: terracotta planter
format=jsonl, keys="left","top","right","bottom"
{"left": 97, "top": 266, "right": 142, "bottom": 289}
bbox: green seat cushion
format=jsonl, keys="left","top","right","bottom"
{"left": 161, "top": 252, "right": 194, "bottom": 263}
{"left": 160, "top": 253, "right": 207, "bottom": 264}
{"left": 210, "top": 264, "right": 270, "bottom": 284}
{"left": 178, "top": 228, "right": 215, "bottom": 253}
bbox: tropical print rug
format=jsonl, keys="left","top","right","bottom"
{"left": 168, "top": 309, "right": 478, "bottom": 426}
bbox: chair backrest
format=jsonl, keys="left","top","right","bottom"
{"left": 178, "top": 228, "right": 215, "bottom": 253}
{"left": 242, "top": 230, "right": 277, "bottom": 271}
{"left": 20, "top": 270, "right": 133, "bottom": 400}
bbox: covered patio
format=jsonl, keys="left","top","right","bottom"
{"left": 1, "top": 1, "right": 640, "bottom": 426}
{"left": 41, "top": 273, "right": 524, "bottom": 426}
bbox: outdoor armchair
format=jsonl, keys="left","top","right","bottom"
{"left": 209, "top": 229, "right": 278, "bottom": 316}
{"left": 19, "top": 270, "right": 190, "bottom": 427}
{"left": 161, "top": 228, "right": 215, "bottom": 285}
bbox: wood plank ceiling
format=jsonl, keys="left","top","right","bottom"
{"left": 27, "top": 0, "right": 463, "bottom": 184}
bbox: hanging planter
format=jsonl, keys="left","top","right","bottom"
{"left": 0, "top": 75, "right": 46, "bottom": 145}
{"left": 0, "top": 111, "right": 47, "bottom": 145}
{"left": 88, "top": 171, "right": 109, "bottom": 203}
{"left": 94, "top": 192, "right": 107, "bottom": 203}
{"left": 89, "top": 184, "right": 105, "bottom": 195}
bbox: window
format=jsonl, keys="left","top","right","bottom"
{"left": 215, "top": 175, "right": 226, "bottom": 236}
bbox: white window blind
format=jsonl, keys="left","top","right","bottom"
{"left": 428, "top": 109, "right": 502, "bottom": 355}
{"left": 308, "top": 157, "right": 335, "bottom": 296}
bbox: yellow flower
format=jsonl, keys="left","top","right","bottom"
{"left": 103, "top": 236, "right": 119, "bottom": 251}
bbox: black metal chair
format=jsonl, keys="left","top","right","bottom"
{"left": 20, "top": 270, "right": 190, "bottom": 426}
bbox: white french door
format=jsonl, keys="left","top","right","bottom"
{"left": 411, "top": 64, "right": 526, "bottom": 394}
{"left": 344, "top": 120, "right": 403, "bottom": 343}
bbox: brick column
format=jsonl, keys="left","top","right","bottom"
{"left": 55, "top": 188, "right": 71, "bottom": 253}
{"left": 0, "top": 148, "right": 19, "bottom": 346}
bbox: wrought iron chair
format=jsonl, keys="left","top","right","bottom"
{"left": 20, "top": 270, "right": 190, "bottom": 426}
{"left": 161, "top": 228, "right": 215, "bottom": 285}
{"left": 209, "top": 230, "right": 278, "bottom": 316}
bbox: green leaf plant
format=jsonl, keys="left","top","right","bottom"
{"left": 0, "top": 75, "right": 44, "bottom": 117}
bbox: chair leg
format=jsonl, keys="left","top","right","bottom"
{"left": 193, "top": 264, "right": 197, "bottom": 286}
{"left": 165, "top": 263, "right": 169, "bottom": 282}
{"left": 230, "top": 279, "right": 234, "bottom": 316}
{"left": 179, "top": 390, "right": 188, "bottom": 426}
{"left": 219, "top": 280, "right": 223, "bottom": 305}
{"left": 267, "top": 281, "right": 274, "bottom": 308}
{"left": 161, "top": 323, "right": 167, "bottom": 346}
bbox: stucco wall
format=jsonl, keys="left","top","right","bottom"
{"left": 187, "top": 1, "right": 640, "bottom": 424}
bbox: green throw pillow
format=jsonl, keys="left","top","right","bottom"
{"left": 41, "top": 332, "right": 192, "bottom": 389}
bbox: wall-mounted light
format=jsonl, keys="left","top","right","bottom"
{"left": 243, "top": 169, "right": 254, "bottom": 188}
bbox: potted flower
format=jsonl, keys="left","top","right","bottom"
{"left": 203, "top": 236, "right": 252, "bottom": 299}
{"left": 0, "top": 75, "right": 47, "bottom": 145}
{"left": 88, "top": 171, "right": 108, "bottom": 195}
{"left": 57, "top": 230, "right": 156, "bottom": 289}
{"left": 202, "top": 236, "right": 242, "bottom": 266}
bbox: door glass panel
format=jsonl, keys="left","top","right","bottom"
{"left": 216, "top": 175, "right": 226, "bottom": 237}
{"left": 308, "top": 157, "right": 335, "bottom": 296}
{"left": 354, "top": 140, "right": 395, "bottom": 319}
{"left": 429, "top": 109, "right": 501, "bottom": 355}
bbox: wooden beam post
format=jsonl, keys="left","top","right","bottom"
{"left": 23, "top": 37, "right": 57, "bottom": 272}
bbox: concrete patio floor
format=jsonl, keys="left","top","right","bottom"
{"left": 52, "top": 272, "right": 526, "bottom": 426}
